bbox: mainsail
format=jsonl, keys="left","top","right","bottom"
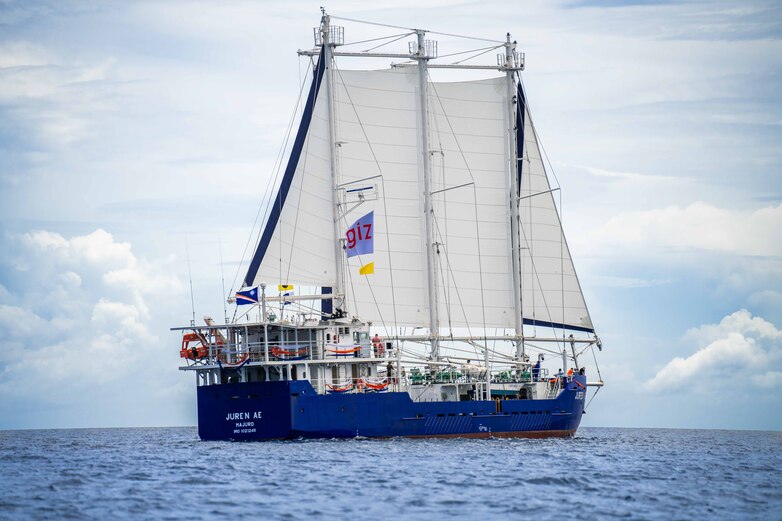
{"left": 244, "top": 52, "right": 593, "bottom": 333}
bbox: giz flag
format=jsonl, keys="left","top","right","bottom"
{"left": 345, "top": 211, "right": 373, "bottom": 258}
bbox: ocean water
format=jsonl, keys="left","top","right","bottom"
{"left": 0, "top": 427, "right": 779, "bottom": 520}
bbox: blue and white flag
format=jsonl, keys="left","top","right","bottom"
{"left": 345, "top": 211, "right": 374, "bottom": 258}
{"left": 235, "top": 287, "right": 259, "bottom": 305}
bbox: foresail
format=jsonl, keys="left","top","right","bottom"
{"left": 244, "top": 52, "right": 337, "bottom": 289}
{"left": 517, "top": 88, "right": 593, "bottom": 333}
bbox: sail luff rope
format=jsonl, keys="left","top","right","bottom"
{"left": 333, "top": 66, "right": 400, "bottom": 337}
{"left": 230, "top": 58, "right": 313, "bottom": 294}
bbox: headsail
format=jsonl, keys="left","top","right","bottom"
{"left": 243, "top": 51, "right": 334, "bottom": 289}
{"left": 517, "top": 85, "right": 593, "bottom": 332}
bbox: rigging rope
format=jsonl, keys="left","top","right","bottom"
{"left": 332, "top": 65, "right": 399, "bottom": 339}
{"left": 230, "top": 58, "right": 314, "bottom": 294}
{"left": 515, "top": 87, "right": 568, "bottom": 354}
{"left": 339, "top": 31, "right": 414, "bottom": 48}
{"left": 436, "top": 44, "right": 503, "bottom": 60}
{"left": 452, "top": 44, "right": 503, "bottom": 65}
{"left": 329, "top": 15, "right": 505, "bottom": 43}
{"left": 363, "top": 32, "right": 415, "bottom": 52}
{"left": 518, "top": 73, "right": 595, "bottom": 354}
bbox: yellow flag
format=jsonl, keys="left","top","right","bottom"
{"left": 359, "top": 262, "right": 374, "bottom": 275}
{"left": 278, "top": 284, "right": 295, "bottom": 292}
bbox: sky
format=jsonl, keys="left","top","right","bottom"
{"left": 0, "top": 0, "right": 780, "bottom": 431}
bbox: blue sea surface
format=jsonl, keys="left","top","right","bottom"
{"left": 0, "top": 427, "right": 780, "bottom": 520}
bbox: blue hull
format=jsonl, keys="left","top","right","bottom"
{"left": 197, "top": 376, "right": 587, "bottom": 440}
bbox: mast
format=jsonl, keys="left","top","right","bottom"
{"left": 415, "top": 30, "right": 440, "bottom": 361}
{"left": 321, "top": 12, "right": 346, "bottom": 314}
{"left": 505, "top": 34, "right": 524, "bottom": 361}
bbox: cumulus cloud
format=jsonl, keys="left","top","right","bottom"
{"left": 646, "top": 310, "right": 782, "bottom": 392}
{"left": 0, "top": 228, "right": 191, "bottom": 428}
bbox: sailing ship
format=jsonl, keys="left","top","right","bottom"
{"left": 175, "top": 11, "right": 604, "bottom": 441}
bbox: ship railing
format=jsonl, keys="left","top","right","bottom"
{"left": 308, "top": 376, "right": 398, "bottom": 395}
{"left": 179, "top": 337, "right": 321, "bottom": 367}
{"left": 406, "top": 367, "right": 546, "bottom": 385}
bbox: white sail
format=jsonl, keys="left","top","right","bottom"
{"left": 252, "top": 66, "right": 338, "bottom": 288}
{"left": 518, "top": 103, "right": 593, "bottom": 331}
{"left": 246, "top": 57, "right": 593, "bottom": 332}
{"left": 336, "top": 68, "right": 430, "bottom": 326}
{"left": 428, "top": 77, "right": 515, "bottom": 329}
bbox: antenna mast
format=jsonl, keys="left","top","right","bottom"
{"left": 185, "top": 238, "right": 196, "bottom": 327}
{"left": 219, "top": 236, "right": 228, "bottom": 324}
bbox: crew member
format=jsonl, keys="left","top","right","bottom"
{"left": 532, "top": 355, "right": 542, "bottom": 382}
{"left": 372, "top": 333, "right": 384, "bottom": 357}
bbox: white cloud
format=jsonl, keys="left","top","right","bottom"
{"left": 646, "top": 310, "right": 782, "bottom": 392}
{"left": 588, "top": 202, "right": 782, "bottom": 257}
{"left": 0, "top": 229, "right": 191, "bottom": 428}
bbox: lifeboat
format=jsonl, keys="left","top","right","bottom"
{"left": 270, "top": 345, "right": 309, "bottom": 360}
{"left": 325, "top": 382, "right": 354, "bottom": 393}
{"left": 179, "top": 332, "right": 209, "bottom": 359}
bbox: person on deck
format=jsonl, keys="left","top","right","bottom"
{"left": 532, "top": 355, "right": 542, "bottom": 382}
{"left": 372, "top": 334, "right": 384, "bottom": 358}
